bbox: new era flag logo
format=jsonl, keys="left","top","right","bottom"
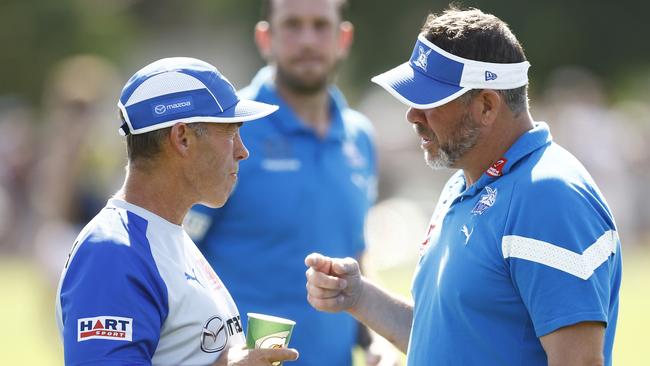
{"left": 485, "top": 70, "right": 498, "bottom": 81}
{"left": 77, "top": 316, "right": 133, "bottom": 342}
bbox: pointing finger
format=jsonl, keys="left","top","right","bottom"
{"left": 305, "top": 253, "right": 332, "bottom": 274}
{"left": 331, "top": 257, "right": 359, "bottom": 277}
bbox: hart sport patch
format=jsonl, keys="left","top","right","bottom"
{"left": 77, "top": 316, "right": 133, "bottom": 342}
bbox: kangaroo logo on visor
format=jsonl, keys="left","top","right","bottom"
{"left": 485, "top": 71, "right": 498, "bottom": 81}
{"left": 414, "top": 46, "right": 432, "bottom": 71}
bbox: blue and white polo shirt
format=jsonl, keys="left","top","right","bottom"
{"left": 407, "top": 122, "right": 621, "bottom": 365}
{"left": 56, "top": 199, "right": 245, "bottom": 365}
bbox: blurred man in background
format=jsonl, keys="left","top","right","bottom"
{"left": 56, "top": 57, "right": 298, "bottom": 365}
{"left": 185, "top": 0, "right": 395, "bottom": 365}
{"left": 305, "top": 6, "right": 621, "bottom": 366}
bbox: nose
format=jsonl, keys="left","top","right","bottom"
{"left": 296, "top": 24, "right": 320, "bottom": 48}
{"left": 406, "top": 107, "right": 425, "bottom": 125}
{"left": 234, "top": 131, "right": 249, "bottom": 161}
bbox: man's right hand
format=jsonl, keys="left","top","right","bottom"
{"left": 213, "top": 345, "right": 299, "bottom": 366}
{"left": 304, "top": 252, "right": 364, "bottom": 313}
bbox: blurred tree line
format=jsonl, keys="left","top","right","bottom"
{"left": 1, "top": 0, "right": 648, "bottom": 106}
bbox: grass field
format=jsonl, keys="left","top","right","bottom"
{"left": 2, "top": 246, "right": 648, "bottom": 365}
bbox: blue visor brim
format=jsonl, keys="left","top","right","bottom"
{"left": 371, "top": 62, "right": 470, "bottom": 109}
{"left": 217, "top": 99, "right": 278, "bottom": 121}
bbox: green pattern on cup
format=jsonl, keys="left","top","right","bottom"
{"left": 246, "top": 313, "right": 296, "bottom": 366}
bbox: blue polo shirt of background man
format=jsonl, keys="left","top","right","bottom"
{"left": 185, "top": 66, "right": 377, "bottom": 366}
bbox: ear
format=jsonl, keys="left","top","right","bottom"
{"left": 254, "top": 21, "right": 272, "bottom": 60}
{"left": 474, "top": 90, "right": 502, "bottom": 127}
{"left": 336, "top": 21, "right": 354, "bottom": 59}
{"left": 168, "top": 123, "right": 193, "bottom": 157}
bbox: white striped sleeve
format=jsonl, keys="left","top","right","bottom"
{"left": 502, "top": 230, "right": 618, "bottom": 280}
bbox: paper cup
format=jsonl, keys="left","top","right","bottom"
{"left": 246, "top": 313, "right": 295, "bottom": 366}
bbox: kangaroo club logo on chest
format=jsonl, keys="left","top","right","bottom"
{"left": 471, "top": 186, "right": 497, "bottom": 215}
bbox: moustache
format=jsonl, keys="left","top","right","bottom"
{"left": 414, "top": 124, "right": 437, "bottom": 143}
{"left": 290, "top": 49, "right": 325, "bottom": 61}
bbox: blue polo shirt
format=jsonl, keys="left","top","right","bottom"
{"left": 408, "top": 122, "right": 621, "bottom": 365}
{"left": 185, "top": 67, "right": 377, "bottom": 366}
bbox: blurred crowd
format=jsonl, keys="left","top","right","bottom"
{"left": 0, "top": 55, "right": 125, "bottom": 283}
{"left": 0, "top": 53, "right": 649, "bottom": 283}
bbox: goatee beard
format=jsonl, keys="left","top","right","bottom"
{"left": 425, "top": 111, "right": 481, "bottom": 170}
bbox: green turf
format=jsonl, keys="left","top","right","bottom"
{"left": 2, "top": 247, "right": 647, "bottom": 365}
{"left": 0, "top": 258, "right": 62, "bottom": 365}
{"left": 612, "top": 246, "right": 650, "bottom": 365}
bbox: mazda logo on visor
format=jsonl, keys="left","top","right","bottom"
{"left": 154, "top": 104, "right": 167, "bottom": 115}
{"left": 201, "top": 316, "right": 228, "bottom": 353}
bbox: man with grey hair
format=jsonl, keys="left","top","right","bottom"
{"left": 305, "top": 7, "right": 621, "bottom": 366}
{"left": 56, "top": 57, "right": 299, "bottom": 365}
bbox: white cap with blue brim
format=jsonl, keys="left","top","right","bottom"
{"left": 117, "top": 57, "right": 278, "bottom": 136}
{"left": 371, "top": 34, "right": 531, "bottom": 109}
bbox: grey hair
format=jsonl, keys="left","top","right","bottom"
{"left": 458, "top": 87, "right": 529, "bottom": 115}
